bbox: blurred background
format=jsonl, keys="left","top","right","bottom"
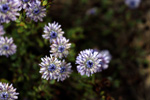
{"left": 0, "top": 0, "right": 150, "bottom": 100}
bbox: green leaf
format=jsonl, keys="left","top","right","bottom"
{"left": 43, "top": 0, "right": 48, "bottom": 6}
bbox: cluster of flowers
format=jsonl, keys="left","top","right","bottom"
{"left": 125, "top": 0, "right": 141, "bottom": 9}
{"left": 0, "top": 82, "right": 19, "bottom": 100}
{"left": 0, "top": 0, "right": 113, "bottom": 99}
{"left": 0, "top": 0, "right": 47, "bottom": 57}
{"left": 0, "top": 25, "right": 17, "bottom": 99}
{"left": 39, "top": 22, "right": 73, "bottom": 82}
{"left": 0, "top": 0, "right": 47, "bottom": 99}
{"left": 0, "top": 0, "right": 46, "bottom": 24}
{"left": 39, "top": 21, "right": 112, "bottom": 81}
{"left": 76, "top": 49, "right": 111, "bottom": 77}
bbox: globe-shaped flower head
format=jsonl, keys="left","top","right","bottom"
{"left": 0, "top": 82, "right": 19, "bottom": 100}
{"left": 39, "top": 55, "right": 61, "bottom": 80}
{"left": 97, "top": 50, "right": 111, "bottom": 72}
{"left": 57, "top": 60, "right": 72, "bottom": 82}
{"left": 76, "top": 49, "right": 101, "bottom": 77}
{"left": 0, "top": 0, "right": 20, "bottom": 23}
{"left": 42, "top": 22, "right": 64, "bottom": 43}
{"left": 0, "top": 36, "right": 17, "bottom": 57}
{"left": 26, "top": 0, "right": 46, "bottom": 22}
{"left": 50, "top": 37, "right": 71, "bottom": 59}
{"left": 125, "top": 0, "right": 141, "bottom": 9}
{"left": 0, "top": 25, "right": 5, "bottom": 36}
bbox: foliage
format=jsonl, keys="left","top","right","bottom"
{"left": 0, "top": 0, "right": 150, "bottom": 100}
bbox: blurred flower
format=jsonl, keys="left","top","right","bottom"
{"left": 125, "top": 0, "right": 141, "bottom": 9}
{"left": 76, "top": 49, "right": 101, "bottom": 77}
{"left": 0, "top": 25, "right": 5, "bottom": 36}
{"left": 39, "top": 55, "right": 61, "bottom": 80}
{"left": 97, "top": 50, "right": 111, "bottom": 72}
{"left": 0, "top": 0, "right": 20, "bottom": 23}
{"left": 42, "top": 22, "right": 64, "bottom": 43}
{"left": 86, "top": 7, "right": 98, "bottom": 15}
{"left": 50, "top": 37, "right": 71, "bottom": 59}
{"left": 57, "top": 60, "right": 72, "bottom": 82}
{"left": 0, "top": 36, "right": 17, "bottom": 57}
{"left": 26, "top": 0, "right": 46, "bottom": 22}
{"left": 18, "top": 0, "right": 36, "bottom": 10}
{"left": 0, "top": 82, "right": 19, "bottom": 100}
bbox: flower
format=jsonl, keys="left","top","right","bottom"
{"left": 42, "top": 22, "right": 64, "bottom": 43}
{"left": 26, "top": 0, "right": 46, "bottom": 22}
{"left": 0, "top": 25, "right": 5, "bottom": 36}
{"left": 39, "top": 55, "right": 61, "bottom": 80}
{"left": 97, "top": 50, "right": 111, "bottom": 72}
{"left": 76, "top": 49, "right": 101, "bottom": 77}
{"left": 0, "top": 36, "right": 17, "bottom": 57}
{"left": 125, "top": 0, "right": 141, "bottom": 9}
{"left": 0, "top": 82, "right": 19, "bottom": 100}
{"left": 57, "top": 60, "right": 72, "bottom": 82}
{"left": 86, "top": 7, "right": 98, "bottom": 15}
{"left": 18, "top": 0, "right": 36, "bottom": 10}
{"left": 50, "top": 37, "right": 71, "bottom": 58}
{"left": 0, "top": 0, "right": 20, "bottom": 23}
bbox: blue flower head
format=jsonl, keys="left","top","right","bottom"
{"left": 26, "top": 0, "right": 46, "bottom": 22}
{"left": 57, "top": 60, "right": 72, "bottom": 82}
{"left": 48, "top": 64, "right": 56, "bottom": 72}
{"left": 0, "top": 4, "right": 10, "bottom": 13}
{"left": 0, "top": 0, "right": 20, "bottom": 23}
{"left": 50, "top": 37, "right": 71, "bottom": 59}
{"left": 43, "top": 22, "right": 64, "bottom": 43}
{"left": 97, "top": 50, "right": 111, "bottom": 72}
{"left": 76, "top": 49, "right": 101, "bottom": 77}
{"left": 39, "top": 55, "right": 61, "bottom": 80}
{"left": 0, "top": 36, "right": 17, "bottom": 57}
{"left": 0, "top": 82, "right": 19, "bottom": 100}
{"left": 125, "top": 0, "right": 141, "bottom": 9}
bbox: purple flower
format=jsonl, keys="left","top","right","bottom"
{"left": 50, "top": 37, "right": 71, "bottom": 58}
{"left": 86, "top": 7, "right": 98, "bottom": 15}
{"left": 26, "top": 0, "right": 46, "bottom": 22}
{"left": 125, "top": 0, "right": 141, "bottom": 9}
{"left": 42, "top": 22, "right": 64, "bottom": 43}
{"left": 97, "top": 50, "right": 111, "bottom": 72}
{"left": 0, "top": 36, "right": 17, "bottom": 57}
{"left": 57, "top": 60, "right": 72, "bottom": 82}
{"left": 0, "top": 0, "right": 20, "bottom": 23}
{"left": 76, "top": 49, "right": 101, "bottom": 77}
{"left": 39, "top": 55, "right": 61, "bottom": 80}
{"left": 0, "top": 25, "right": 5, "bottom": 36}
{"left": 18, "top": 0, "right": 36, "bottom": 10}
{"left": 0, "top": 82, "right": 19, "bottom": 100}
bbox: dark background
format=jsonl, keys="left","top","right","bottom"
{"left": 0, "top": 0, "right": 150, "bottom": 100}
